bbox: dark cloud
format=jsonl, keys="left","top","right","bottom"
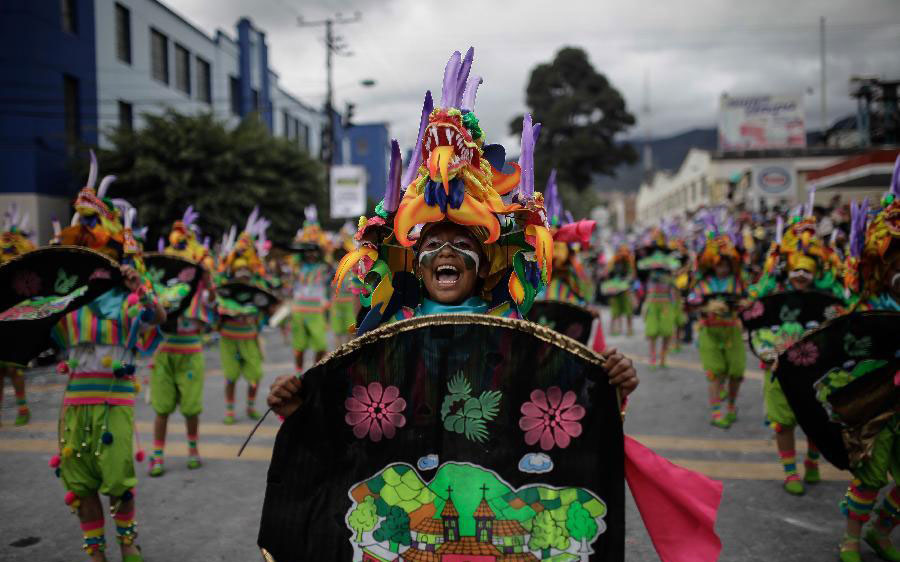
{"left": 171, "top": 0, "right": 900, "bottom": 153}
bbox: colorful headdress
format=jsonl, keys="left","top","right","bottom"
{"left": 333, "top": 48, "right": 554, "bottom": 317}
{"left": 54, "top": 150, "right": 125, "bottom": 260}
{"left": 164, "top": 206, "right": 214, "bottom": 270}
{"left": 293, "top": 205, "right": 328, "bottom": 252}
{"left": 218, "top": 207, "right": 267, "bottom": 278}
{"left": 847, "top": 155, "right": 900, "bottom": 296}
{"left": 694, "top": 208, "right": 741, "bottom": 272}
{"left": 1, "top": 203, "right": 36, "bottom": 265}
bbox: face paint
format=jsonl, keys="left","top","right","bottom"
{"left": 788, "top": 269, "right": 813, "bottom": 281}
{"left": 417, "top": 241, "right": 480, "bottom": 272}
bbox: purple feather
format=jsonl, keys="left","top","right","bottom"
{"left": 517, "top": 114, "right": 536, "bottom": 200}
{"left": 401, "top": 91, "right": 433, "bottom": 189}
{"left": 564, "top": 210, "right": 575, "bottom": 225}
{"left": 385, "top": 140, "right": 402, "bottom": 213}
{"left": 453, "top": 47, "right": 474, "bottom": 107}
{"left": 440, "top": 51, "right": 462, "bottom": 109}
{"left": 775, "top": 215, "right": 784, "bottom": 244}
{"left": 157, "top": 237, "right": 165, "bottom": 252}
{"left": 461, "top": 75, "right": 483, "bottom": 113}
{"left": 891, "top": 155, "right": 900, "bottom": 198}
{"left": 849, "top": 198, "right": 868, "bottom": 258}
{"left": 202, "top": 236, "right": 210, "bottom": 249}
{"left": 545, "top": 169, "right": 561, "bottom": 224}
{"left": 182, "top": 205, "right": 198, "bottom": 227}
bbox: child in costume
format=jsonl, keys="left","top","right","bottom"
{"left": 748, "top": 211, "right": 844, "bottom": 495}
{"left": 687, "top": 218, "right": 748, "bottom": 429}
{"left": 604, "top": 240, "right": 637, "bottom": 336}
{"left": 0, "top": 203, "right": 36, "bottom": 426}
{"left": 289, "top": 206, "right": 331, "bottom": 372}
{"left": 269, "top": 47, "right": 638, "bottom": 417}
{"left": 837, "top": 163, "right": 900, "bottom": 562}
{"left": 329, "top": 223, "right": 361, "bottom": 347}
{"left": 49, "top": 159, "right": 165, "bottom": 562}
{"left": 148, "top": 207, "right": 217, "bottom": 476}
{"left": 637, "top": 229, "right": 681, "bottom": 368}
{"left": 216, "top": 209, "right": 272, "bottom": 424}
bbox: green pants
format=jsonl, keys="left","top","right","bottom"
{"left": 151, "top": 351, "right": 205, "bottom": 416}
{"left": 220, "top": 337, "right": 263, "bottom": 384}
{"left": 609, "top": 292, "right": 632, "bottom": 318}
{"left": 644, "top": 301, "right": 676, "bottom": 338}
{"left": 60, "top": 404, "right": 136, "bottom": 498}
{"left": 763, "top": 368, "right": 796, "bottom": 427}
{"left": 852, "top": 416, "right": 900, "bottom": 489}
{"left": 330, "top": 301, "right": 356, "bottom": 335}
{"left": 699, "top": 323, "right": 746, "bottom": 378}
{"left": 291, "top": 311, "right": 328, "bottom": 352}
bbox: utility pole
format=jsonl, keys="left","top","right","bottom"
{"left": 820, "top": 16, "right": 827, "bottom": 140}
{"left": 298, "top": 12, "right": 361, "bottom": 206}
{"left": 641, "top": 69, "right": 653, "bottom": 176}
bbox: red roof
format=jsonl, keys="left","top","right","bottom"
{"left": 441, "top": 499, "right": 459, "bottom": 518}
{"left": 492, "top": 520, "right": 528, "bottom": 537}
{"left": 473, "top": 498, "right": 496, "bottom": 519}
{"left": 437, "top": 536, "right": 502, "bottom": 556}
{"left": 412, "top": 518, "right": 444, "bottom": 535}
{"left": 806, "top": 149, "right": 900, "bottom": 181}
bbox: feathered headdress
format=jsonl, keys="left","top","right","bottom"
{"left": 847, "top": 155, "right": 900, "bottom": 297}
{"left": 0, "top": 203, "right": 36, "bottom": 264}
{"left": 218, "top": 207, "right": 267, "bottom": 277}
{"left": 333, "top": 48, "right": 554, "bottom": 317}
{"left": 165, "top": 206, "right": 214, "bottom": 269}
{"left": 694, "top": 207, "right": 741, "bottom": 272}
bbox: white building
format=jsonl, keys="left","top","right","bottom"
{"left": 636, "top": 149, "right": 714, "bottom": 226}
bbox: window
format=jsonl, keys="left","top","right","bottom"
{"left": 150, "top": 29, "right": 169, "bottom": 84}
{"left": 63, "top": 75, "right": 80, "bottom": 150}
{"left": 282, "top": 110, "right": 291, "bottom": 137}
{"left": 118, "top": 101, "right": 133, "bottom": 132}
{"left": 174, "top": 44, "right": 190, "bottom": 94}
{"left": 229, "top": 76, "right": 241, "bottom": 115}
{"left": 61, "top": 0, "right": 77, "bottom": 34}
{"left": 299, "top": 122, "right": 310, "bottom": 152}
{"left": 114, "top": 3, "right": 131, "bottom": 64}
{"left": 195, "top": 56, "right": 211, "bottom": 103}
{"left": 251, "top": 89, "right": 260, "bottom": 112}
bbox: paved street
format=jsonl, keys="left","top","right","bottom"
{"left": 1, "top": 314, "right": 856, "bottom": 561}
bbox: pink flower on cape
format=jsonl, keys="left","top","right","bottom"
{"left": 12, "top": 270, "right": 41, "bottom": 297}
{"left": 177, "top": 267, "right": 196, "bottom": 283}
{"left": 345, "top": 382, "right": 406, "bottom": 442}
{"left": 787, "top": 341, "right": 819, "bottom": 367}
{"left": 519, "top": 387, "right": 585, "bottom": 450}
{"left": 742, "top": 301, "right": 764, "bottom": 321}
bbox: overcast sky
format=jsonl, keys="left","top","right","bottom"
{"left": 171, "top": 0, "right": 900, "bottom": 151}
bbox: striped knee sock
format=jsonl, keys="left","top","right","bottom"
{"left": 187, "top": 433, "right": 198, "bottom": 453}
{"left": 841, "top": 479, "right": 879, "bottom": 522}
{"left": 805, "top": 444, "right": 820, "bottom": 470}
{"left": 778, "top": 450, "right": 799, "bottom": 481}
{"left": 81, "top": 519, "right": 105, "bottom": 554}
{"left": 15, "top": 390, "right": 27, "bottom": 415}
{"left": 710, "top": 401, "right": 723, "bottom": 420}
{"left": 151, "top": 439, "right": 164, "bottom": 464}
{"left": 225, "top": 399, "right": 235, "bottom": 417}
{"left": 877, "top": 486, "right": 900, "bottom": 529}
{"left": 114, "top": 508, "right": 137, "bottom": 546}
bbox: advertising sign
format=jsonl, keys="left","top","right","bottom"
{"left": 718, "top": 94, "right": 806, "bottom": 151}
{"left": 752, "top": 163, "right": 797, "bottom": 200}
{"left": 329, "top": 165, "right": 367, "bottom": 219}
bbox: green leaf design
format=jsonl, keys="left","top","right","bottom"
{"left": 844, "top": 334, "right": 872, "bottom": 357}
{"left": 463, "top": 397, "right": 483, "bottom": 418}
{"left": 479, "top": 390, "right": 502, "bottom": 421}
{"left": 147, "top": 267, "right": 165, "bottom": 284}
{"left": 465, "top": 419, "right": 488, "bottom": 443}
{"left": 54, "top": 269, "right": 78, "bottom": 294}
{"left": 446, "top": 372, "right": 471, "bottom": 396}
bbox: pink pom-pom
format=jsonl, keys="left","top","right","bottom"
{"left": 134, "top": 449, "right": 145, "bottom": 462}
{"left": 64, "top": 490, "right": 77, "bottom": 505}
{"left": 56, "top": 361, "right": 69, "bottom": 375}
{"left": 49, "top": 455, "right": 61, "bottom": 468}
{"left": 126, "top": 293, "right": 140, "bottom": 306}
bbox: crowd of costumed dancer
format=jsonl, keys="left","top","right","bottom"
{"left": 0, "top": 45, "right": 897, "bottom": 562}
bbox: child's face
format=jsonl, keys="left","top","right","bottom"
{"left": 416, "top": 223, "right": 487, "bottom": 305}
{"left": 714, "top": 260, "right": 732, "bottom": 278}
{"left": 788, "top": 268, "right": 814, "bottom": 291}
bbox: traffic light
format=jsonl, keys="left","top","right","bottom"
{"left": 344, "top": 102, "right": 355, "bottom": 128}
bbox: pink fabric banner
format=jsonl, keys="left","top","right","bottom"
{"left": 624, "top": 435, "right": 723, "bottom": 562}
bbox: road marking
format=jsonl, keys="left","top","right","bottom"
{"left": 0, "top": 436, "right": 849, "bottom": 480}
{"left": 781, "top": 517, "right": 829, "bottom": 533}
{"left": 630, "top": 354, "right": 764, "bottom": 381}
{"left": 0, "top": 420, "right": 279, "bottom": 439}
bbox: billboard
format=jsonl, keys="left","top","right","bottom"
{"left": 329, "top": 165, "right": 367, "bottom": 219}
{"left": 718, "top": 94, "right": 806, "bottom": 151}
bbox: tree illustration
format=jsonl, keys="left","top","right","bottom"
{"left": 528, "top": 510, "right": 570, "bottom": 559}
{"left": 373, "top": 505, "right": 411, "bottom": 553}
{"left": 348, "top": 496, "right": 378, "bottom": 543}
{"left": 566, "top": 502, "right": 598, "bottom": 555}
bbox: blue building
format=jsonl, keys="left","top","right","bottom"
{"left": 334, "top": 121, "right": 390, "bottom": 204}
{"left": 0, "top": 0, "right": 387, "bottom": 241}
